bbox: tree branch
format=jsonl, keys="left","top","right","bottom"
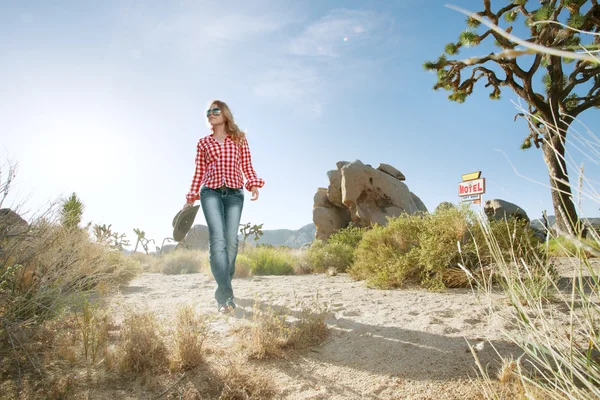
{"left": 563, "top": 65, "right": 600, "bottom": 97}
{"left": 570, "top": 93, "right": 600, "bottom": 118}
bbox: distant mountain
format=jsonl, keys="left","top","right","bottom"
{"left": 530, "top": 216, "right": 600, "bottom": 231}
{"left": 243, "top": 223, "right": 316, "bottom": 248}
{"left": 177, "top": 223, "right": 316, "bottom": 250}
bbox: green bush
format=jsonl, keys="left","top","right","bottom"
{"left": 349, "top": 207, "right": 543, "bottom": 290}
{"left": 303, "top": 240, "right": 355, "bottom": 273}
{"left": 301, "top": 225, "right": 366, "bottom": 273}
{"left": 243, "top": 247, "right": 294, "bottom": 275}
{"left": 546, "top": 236, "right": 599, "bottom": 258}
{"left": 349, "top": 216, "right": 424, "bottom": 288}
{"left": 234, "top": 253, "right": 253, "bottom": 278}
{"left": 327, "top": 225, "right": 365, "bottom": 248}
{"left": 161, "top": 250, "right": 204, "bottom": 275}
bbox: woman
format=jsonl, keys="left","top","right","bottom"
{"left": 184, "top": 100, "right": 264, "bottom": 312}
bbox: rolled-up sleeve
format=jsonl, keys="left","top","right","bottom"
{"left": 240, "top": 138, "right": 265, "bottom": 191}
{"left": 186, "top": 141, "right": 207, "bottom": 202}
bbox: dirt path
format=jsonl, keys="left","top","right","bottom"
{"left": 104, "top": 271, "right": 531, "bottom": 399}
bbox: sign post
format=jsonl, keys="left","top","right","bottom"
{"left": 459, "top": 171, "right": 485, "bottom": 205}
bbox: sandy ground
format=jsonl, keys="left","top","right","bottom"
{"left": 103, "top": 269, "right": 545, "bottom": 400}
{"left": 95, "top": 257, "right": 600, "bottom": 399}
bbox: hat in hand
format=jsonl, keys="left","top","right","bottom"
{"left": 172, "top": 205, "right": 200, "bottom": 242}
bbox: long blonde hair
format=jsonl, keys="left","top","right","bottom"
{"left": 209, "top": 100, "right": 246, "bottom": 144}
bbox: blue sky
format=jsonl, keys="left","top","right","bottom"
{"left": 1, "top": 0, "right": 599, "bottom": 248}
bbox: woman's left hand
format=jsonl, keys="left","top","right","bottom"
{"left": 250, "top": 187, "right": 259, "bottom": 201}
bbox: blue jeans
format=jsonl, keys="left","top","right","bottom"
{"left": 200, "top": 186, "right": 244, "bottom": 305}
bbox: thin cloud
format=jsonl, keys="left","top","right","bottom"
{"left": 253, "top": 64, "right": 324, "bottom": 116}
{"left": 288, "top": 9, "right": 392, "bottom": 57}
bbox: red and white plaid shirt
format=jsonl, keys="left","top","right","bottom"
{"left": 186, "top": 134, "right": 265, "bottom": 203}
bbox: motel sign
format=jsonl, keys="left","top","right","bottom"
{"left": 458, "top": 178, "right": 485, "bottom": 196}
{"left": 459, "top": 172, "right": 485, "bottom": 203}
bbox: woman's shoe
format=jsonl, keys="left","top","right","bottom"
{"left": 226, "top": 298, "right": 236, "bottom": 310}
{"left": 218, "top": 304, "right": 231, "bottom": 313}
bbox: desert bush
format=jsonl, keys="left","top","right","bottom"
{"left": 303, "top": 239, "right": 354, "bottom": 273}
{"left": 233, "top": 253, "right": 253, "bottom": 278}
{"left": 241, "top": 246, "right": 294, "bottom": 275}
{"left": 302, "top": 225, "right": 365, "bottom": 273}
{"left": 349, "top": 207, "right": 543, "bottom": 290}
{"left": 1, "top": 221, "right": 141, "bottom": 325}
{"left": 239, "top": 298, "right": 328, "bottom": 360}
{"left": 173, "top": 305, "right": 209, "bottom": 370}
{"left": 546, "top": 236, "right": 600, "bottom": 258}
{"left": 75, "top": 298, "right": 111, "bottom": 363}
{"left": 327, "top": 224, "right": 365, "bottom": 248}
{"left": 116, "top": 311, "right": 169, "bottom": 373}
{"left": 160, "top": 249, "right": 204, "bottom": 275}
{"left": 218, "top": 360, "right": 276, "bottom": 399}
{"left": 349, "top": 215, "right": 424, "bottom": 288}
{"left": 129, "top": 251, "right": 162, "bottom": 272}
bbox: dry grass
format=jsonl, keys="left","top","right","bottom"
{"left": 173, "top": 305, "right": 209, "bottom": 370}
{"left": 129, "top": 251, "right": 162, "bottom": 272}
{"left": 238, "top": 298, "right": 328, "bottom": 360}
{"left": 160, "top": 249, "right": 206, "bottom": 275}
{"left": 217, "top": 359, "right": 276, "bottom": 400}
{"left": 75, "top": 298, "right": 112, "bottom": 364}
{"left": 115, "top": 310, "right": 169, "bottom": 374}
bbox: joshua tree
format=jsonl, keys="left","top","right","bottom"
{"left": 60, "top": 192, "right": 84, "bottom": 230}
{"left": 133, "top": 228, "right": 145, "bottom": 253}
{"left": 92, "top": 223, "right": 130, "bottom": 250}
{"left": 239, "top": 222, "right": 264, "bottom": 249}
{"left": 424, "top": 0, "right": 600, "bottom": 236}
{"left": 0, "top": 161, "right": 17, "bottom": 208}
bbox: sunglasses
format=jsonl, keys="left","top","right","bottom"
{"left": 206, "top": 107, "right": 222, "bottom": 117}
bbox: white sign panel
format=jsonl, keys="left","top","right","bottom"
{"left": 458, "top": 178, "right": 485, "bottom": 197}
{"left": 461, "top": 194, "right": 481, "bottom": 202}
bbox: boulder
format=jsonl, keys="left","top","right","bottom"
{"left": 377, "top": 163, "right": 406, "bottom": 181}
{"left": 313, "top": 160, "right": 427, "bottom": 239}
{"left": 313, "top": 205, "right": 351, "bottom": 240}
{"left": 0, "top": 208, "right": 28, "bottom": 236}
{"left": 314, "top": 188, "right": 332, "bottom": 208}
{"left": 484, "top": 199, "right": 529, "bottom": 222}
{"left": 326, "top": 170, "right": 344, "bottom": 208}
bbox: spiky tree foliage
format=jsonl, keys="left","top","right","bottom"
{"left": 239, "top": 222, "right": 264, "bottom": 249}
{"left": 60, "top": 192, "right": 84, "bottom": 230}
{"left": 424, "top": 0, "right": 600, "bottom": 236}
{"left": 133, "top": 228, "right": 145, "bottom": 253}
{"left": 93, "top": 223, "right": 130, "bottom": 250}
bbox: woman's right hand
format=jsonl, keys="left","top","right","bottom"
{"left": 183, "top": 202, "right": 194, "bottom": 210}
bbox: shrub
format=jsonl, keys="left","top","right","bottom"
{"left": 238, "top": 299, "right": 328, "bottom": 360}
{"left": 161, "top": 249, "right": 204, "bottom": 275}
{"left": 233, "top": 253, "right": 253, "bottom": 278}
{"left": 349, "top": 207, "right": 544, "bottom": 290}
{"left": 303, "top": 239, "right": 356, "bottom": 273}
{"left": 242, "top": 247, "right": 294, "bottom": 275}
{"left": 116, "top": 311, "right": 169, "bottom": 373}
{"left": 1, "top": 222, "right": 141, "bottom": 324}
{"left": 327, "top": 224, "right": 365, "bottom": 248}
{"left": 302, "top": 225, "right": 366, "bottom": 274}
{"left": 129, "top": 251, "right": 161, "bottom": 272}
{"left": 546, "top": 236, "right": 600, "bottom": 258}
{"left": 173, "top": 305, "right": 209, "bottom": 370}
{"left": 349, "top": 216, "right": 423, "bottom": 288}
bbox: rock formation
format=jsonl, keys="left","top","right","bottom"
{"left": 313, "top": 160, "right": 428, "bottom": 240}
{"left": 0, "top": 208, "right": 28, "bottom": 237}
{"left": 484, "top": 199, "right": 529, "bottom": 222}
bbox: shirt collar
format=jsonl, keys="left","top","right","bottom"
{"left": 209, "top": 133, "right": 231, "bottom": 143}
